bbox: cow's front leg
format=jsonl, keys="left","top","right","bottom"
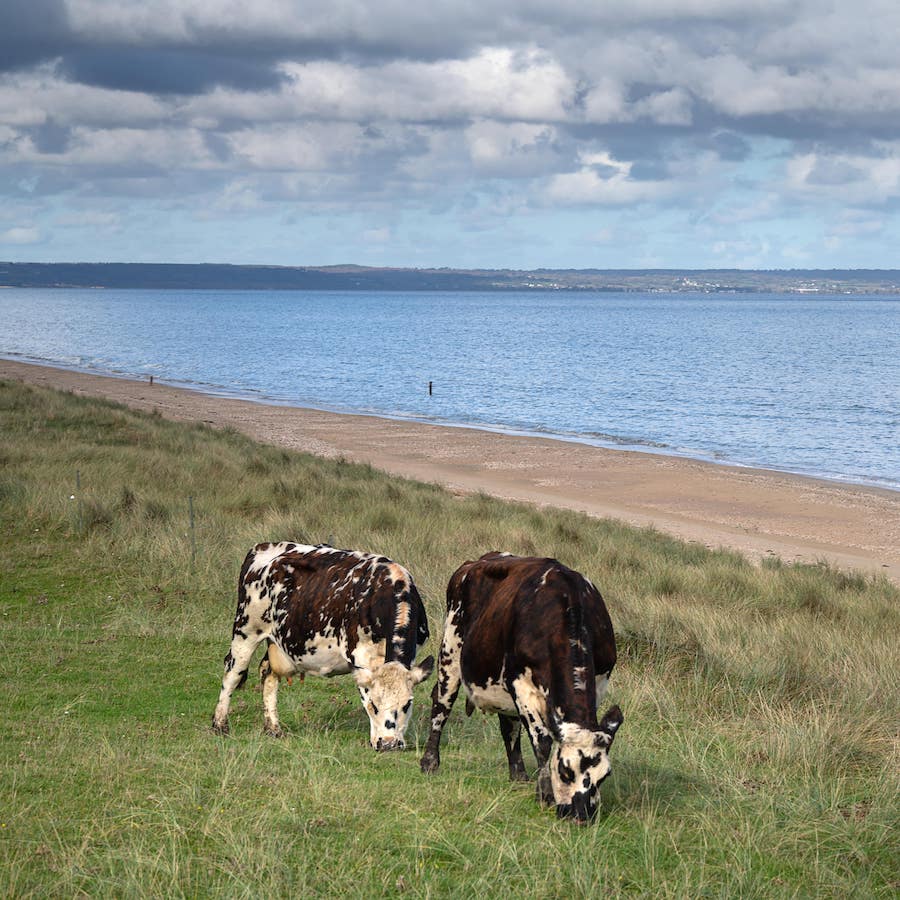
{"left": 519, "top": 715, "right": 555, "bottom": 806}
{"left": 212, "top": 630, "right": 263, "bottom": 734}
{"left": 420, "top": 610, "right": 463, "bottom": 774}
{"left": 498, "top": 714, "right": 528, "bottom": 782}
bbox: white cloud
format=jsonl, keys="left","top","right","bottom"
{"left": 545, "top": 151, "right": 674, "bottom": 206}
{"left": 363, "top": 226, "right": 391, "bottom": 244}
{"left": 785, "top": 144, "right": 900, "bottom": 205}
{"left": 464, "top": 121, "right": 561, "bottom": 176}
{"left": 0, "top": 225, "right": 41, "bottom": 244}
{"left": 54, "top": 210, "right": 120, "bottom": 227}
{"left": 276, "top": 47, "right": 574, "bottom": 124}
{"left": 0, "top": 68, "right": 167, "bottom": 129}
{"left": 3, "top": 0, "right": 900, "bottom": 265}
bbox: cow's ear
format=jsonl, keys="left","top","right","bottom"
{"left": 598, "top": 705, "right": 623, "bottom": 745}
{"left": 411, "top": 655, "right": 434, "bottom": 684}
{"left": 354, "top": 668, "right": 374, "bottom": 688}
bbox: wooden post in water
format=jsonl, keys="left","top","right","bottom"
{"left": 428, "top": 381, "right": 433, "bottom": 396}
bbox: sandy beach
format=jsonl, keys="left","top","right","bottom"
{"left": 2, "top": 357, "right": 898, "bottom": 582}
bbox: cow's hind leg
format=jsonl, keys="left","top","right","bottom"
{"left": 212, "top": 631, "right": 263, "bottom": 734}
{"left": 261, "top": 666, "right": 284, "bottom": 738}
{"left": 498, "top": 715, "right": 528, "bottom": 782}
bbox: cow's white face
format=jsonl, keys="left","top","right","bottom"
{"left": 551, "top": 705, "right": 623, "bottom": 823}
{"left": 355, "top": 657, "right": 434, "bottom": 751}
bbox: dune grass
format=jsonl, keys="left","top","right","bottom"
{"left": 1, "top": 378, "right": 898, "bottom": 898}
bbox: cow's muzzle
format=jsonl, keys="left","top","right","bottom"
{"left": 556, "top": 796, "right": 597, "bottom": 824}
{"left": 375, "top": 737, "right": 404, "bottom": 752}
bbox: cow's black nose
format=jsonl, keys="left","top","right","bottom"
{"left": 376, "top": 737, "right": 403, "bottom": 751}
{"left": 556, "top": 797, "right": 596, "bottom": 824}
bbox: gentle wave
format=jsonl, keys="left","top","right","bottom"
{"left": 1, "top": 288, "right": 898, "bottom": 492}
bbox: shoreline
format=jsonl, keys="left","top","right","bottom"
{"left": 5, "top": 353, "right": 896, "bottom": 496}
{"left": 3, "top": 357, "right": 898, "bottom": 582}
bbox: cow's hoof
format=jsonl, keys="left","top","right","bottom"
{"left": 509, "top": 768, "right": 530, "bottom": 783}
{"left": 420, "top": 753, "right": 440, "bottom": 774}
{"left": 263, "top": 723, "right": 284, "bottom": 738}
{"left": 211, "top": 719, "right": 230, "bottom": 736}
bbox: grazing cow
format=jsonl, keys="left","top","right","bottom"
{"left": 420, "top": 552, "right": 622, "bottom": 823}
{"left": 212, "top": 542, "right": 433, "bottom": 750}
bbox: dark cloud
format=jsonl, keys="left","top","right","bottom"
{"left": 629, "top": 159, "right": 670, "bottom": 181}
{"left": 57, "top": 48, "right": 287, "bottom": 95}
{"left": 806, "top": 158, "right": 866, "bottom": 186}
{"left": 704, "top": 131, "right": 750, "bottom": 162}
{"left": 0, "top": 0, "right": 71, "bottom": 71}
{"left": 28, "top": 118, "right": 71, "bottom": 154}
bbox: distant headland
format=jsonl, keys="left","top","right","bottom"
{"left": 2, "top": 262, "right": 900, "bottom": 294}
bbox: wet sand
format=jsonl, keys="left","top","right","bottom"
{"left": 3, "top": 357, "right": 898, "bottom": 582}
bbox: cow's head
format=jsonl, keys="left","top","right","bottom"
{"left": 354, "top": 656, "right": 434, "bottom": 751}
{"left": 551, "top": 705, "right": 623, "bottom": 823}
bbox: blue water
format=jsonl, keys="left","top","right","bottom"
{"left": 1, "top": 288, "right": 898, "bottom": 491}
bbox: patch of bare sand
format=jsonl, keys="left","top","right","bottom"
{"left": 3, "top": 357, "right": 897, "bottom": 582}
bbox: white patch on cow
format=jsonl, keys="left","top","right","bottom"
{"left": 352, "top": 628, "right": 386, "bottom": 671}
{"left": 440, "top": 614, "right": 463, "bottom": 654}
{"left": 249, "top": 542, "right": 316, "bottom": 574}
{"left": 540, "top": 567, "right": 554, "bottom": 587}
{"left": 465, "top": 676, "right": 516, "bottom": 714}
{"left": 511, "top": 667, "right": 548, "bottom": 720}
{"left": 573, "top": 666, "right": 588, "bottom": 692}
{"left": 557, "top": 721, "right": 596, "bottom": 746}
{"left": 293, "top": 632, "right": 352, "bottom": 677}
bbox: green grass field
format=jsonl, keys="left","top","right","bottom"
{"left": 1, "top": 378, "right": 898, "bottom": 898}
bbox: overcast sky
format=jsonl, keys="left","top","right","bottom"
{"left": 2, "top": 0, "right": 899, "bottom": 269}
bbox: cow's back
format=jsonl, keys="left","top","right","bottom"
{"left": 243, "top": 542, "right": 428, "bottom": 668}
{"left": 448, "top": 553, "right": 616, "bottom": 696}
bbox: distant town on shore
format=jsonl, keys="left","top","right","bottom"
{"left": 2, "top": 262, "right": 900, "bottom": 294}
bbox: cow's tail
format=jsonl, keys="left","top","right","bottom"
{"left": 389, "top": 581, "right": 429, "bottom": 666}
{"left": 565, "top": 587, "right": 590, "bottom": 699}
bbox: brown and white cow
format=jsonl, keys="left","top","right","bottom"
{"left": 420, "top": 552, "right": 622, "bottom": 823}
{"left": 212, "top": 542, "right": 433, "bottom": 750}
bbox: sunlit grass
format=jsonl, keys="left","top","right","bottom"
{"left": 1, "top": 378, "right": 898, "bottom": 897}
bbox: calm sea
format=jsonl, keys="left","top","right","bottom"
{"left": 1, "top": 288, "right": 898, "bottom": 491}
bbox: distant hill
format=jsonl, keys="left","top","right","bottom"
{"left": 2, "top": 262, "right": 899, "bottom": 294}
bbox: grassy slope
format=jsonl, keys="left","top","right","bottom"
{"left": 0, "top": 379, "right": 897, "bottom": 898}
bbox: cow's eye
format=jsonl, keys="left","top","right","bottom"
{"left": 558, "top": 761, "right": 575, "bottom": 784}
{"left": 370, "top": 702, "right": 379, "bottom": 715}
{"left": 402, "top": 700, "right": 412, "bottom": 714}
